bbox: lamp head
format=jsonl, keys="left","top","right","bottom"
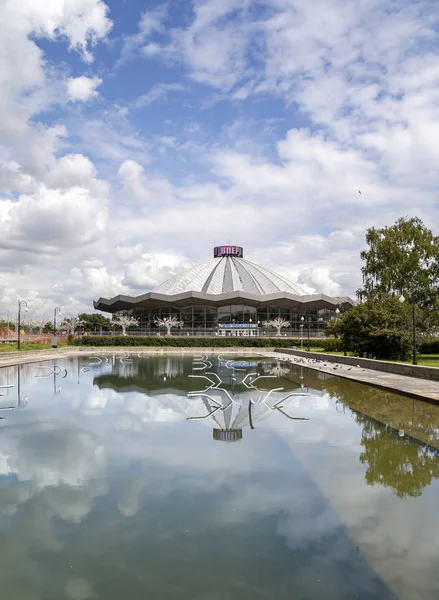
{"left": 25, "top": 307, "right": 28, "bottom": 312}
{"left": 399, "top": 294, "right": 405, "bottom": 303}
{"left": 301, "top": 316, "right": 304, "bottom": 321}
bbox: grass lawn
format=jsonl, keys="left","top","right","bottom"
{"left": 305, "top": 347, "right": 439, "bottom": 368}
{"left": 400, "top": 354, "right": 439, "bottom": 368}
{"left": 0, "top": 342, "right": 61, "bottom": 352}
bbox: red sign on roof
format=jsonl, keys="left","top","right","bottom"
{"left": 214, "top": 246, "right": 244, "bottom": 258}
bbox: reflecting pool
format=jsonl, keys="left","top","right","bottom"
{"left": 1, "top": 354, "right": 439, "bottom": 599}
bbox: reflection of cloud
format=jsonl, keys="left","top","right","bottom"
{"left": 0, "top": 422, "right": 108, "bottom": 525}
{"left": 117, "top": 478, "right": 145, "bottom": 517}
{"left": 0, "top": 450, "right": 14, "bottom": 476}
{"left": 7, "top": 428, "right": 105, "bottom": 489}
{"left": 75, "top": 388, "right": 121, "bottom": 414}
{"left": 123, "top": 394, "right": 183, "bottom": 424}
{"left": 45, "top": 480, "right": 108, "bottom": 523}
{"left": 279, "top": 425, "right": 439, "bottom": 600}
{"left": 65, "top": 578, "right": 98, "bottom": 600}
{"left": 2, "top": 357, "right": 439, "bottom": 600}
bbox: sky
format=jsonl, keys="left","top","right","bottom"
{"left": 2, "top": 0, "right": 439, "bottom": 318}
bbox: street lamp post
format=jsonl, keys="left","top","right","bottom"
{"left": 300, "top": 315, "right": 304, "bottom": 349}
{"left": 307, "top": 315, "right": 311, "bottom": 352}
{"left": 17, "top": 300, "right": 28, "bottom": 351}
{"left": 53, "top": 307, "right": 62, "bottom": 348}
{"left": 399, "top": 293, "right": 417, "bottom": 365}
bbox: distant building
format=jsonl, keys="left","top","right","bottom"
{"left": 94, "top": 245, "right": 355, "bottom": 336}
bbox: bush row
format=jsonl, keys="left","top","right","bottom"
{"left": 71, "top": 335, "right": 327, "bottom": 348}
{"left": 319, "top": 338, "right": 344, "bottom": 352}
{"left": 318, "top": 337, "right": 439, "bottom": 356}
{"left": 419, "top": 339, "right": 439, "bottom": 354}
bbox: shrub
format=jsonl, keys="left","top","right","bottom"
{"left": 320, "top": 338, "right": 344, "bottom": 352}
{"left": 327, "top": 297, "right": 414, "bottom": 361}
{"left": 419, "top": 339, "right": 439, "bottom": 354}
{"left": 73, "top": 335, "right": 327, "bottom": 348}
{"left": 367, "top": 330, "right": 411, "bottom": 361}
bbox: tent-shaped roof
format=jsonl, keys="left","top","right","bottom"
{"left": 153, "top": 256, "right": 306, "bottom": 296}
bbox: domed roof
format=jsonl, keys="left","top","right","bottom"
{"left": 153, "top": 252, "right": 305, "bottom": 296}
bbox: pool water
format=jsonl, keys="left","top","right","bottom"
{"left": 1, "top": 354, "right": 438, "bottom": 600}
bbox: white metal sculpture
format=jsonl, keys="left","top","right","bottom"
{"left": 60, "top": 316, "right": 85, "bottom": 335}
{"left": 265, "top": 317, "right": 290, "bottom": 337}
{"left": 154, "top": 316, "right": 183, "bottom": 336}
{"left": 28, "top": 317, "right": 48, "bottom": 333}
{"left": 112, "top": 315, "right": 139, "bottom": 336}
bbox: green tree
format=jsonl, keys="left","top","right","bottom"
{"left": 325, "top": 295, "right": 415, "bottom": 360}
{"left": 78, "top": 313, "right": 112, "bottom": 333}
{"left": 43, "top": 321, "right": 53, "bottom": 333}
{"left": 358, "top": 216, "right": 439, "bottom": 310}
{"left": 323, "top": 318, "right": 341, "bottom": 338}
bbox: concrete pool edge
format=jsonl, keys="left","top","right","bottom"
{"left": 275, "top": 348, "right": 439, "bottom": 381}
{"left": 269, "top": 350, "right": 439, "bottom": 404}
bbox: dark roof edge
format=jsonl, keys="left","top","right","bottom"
{"left": 94, "top": 291, "right": 356, "bottom": 311}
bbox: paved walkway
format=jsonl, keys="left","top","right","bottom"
{"left": 264, "top": 351, "right": 439, "bottom": 404}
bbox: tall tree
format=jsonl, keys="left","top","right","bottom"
{"left": 79, "top": 313, "right": 112, "bottom": 333}
{"left": 43, "top": 321, "right": 53, "bottom": 333}
{"left": 358, "top": 216, "right": 439, "bottom": 309}
{"left": 325, "top": 296, "right": 416, "bottom": 360}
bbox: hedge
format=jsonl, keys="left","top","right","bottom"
{"left": 320, "top": 338, "right": 344, "bottom": 352}
{"left": 320, "top": 337, "right": 439, "bottom": 356}
{"left": 419, "top": 339, "right": 439, "bottom": 354}
{"left": 71, "top": 335, "right": 327, "bottom": 348}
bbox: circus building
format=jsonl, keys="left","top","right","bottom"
{"left": 94, "top": 246, "right": 355, "bottom": 336}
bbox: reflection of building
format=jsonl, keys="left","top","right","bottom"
{"left": 213, "top": 429, "right": 243, "bottom": 442}
{"left": 94, "top": 356, "right": 311, "bottom": 441}
{"left": 94, "top": 245, "right": 355, "bottom": 336}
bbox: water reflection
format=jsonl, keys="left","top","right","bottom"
{"left": 357, "top": 414, "right": 439, "bottom": 498}
{"left": 94, "top": 356, "right": 311, "bottom": 441}
{"left": 2, "top": 355, "right": 439, "bottom": 599}
{"left": 319, "top": 376, "right": 439, "bottom": 498}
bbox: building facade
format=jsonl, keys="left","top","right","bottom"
{"left": 94, "top": 246, "right": 355, "bottom": 336}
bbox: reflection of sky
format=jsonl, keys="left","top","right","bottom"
{"left": 0, "top": 356, "right": 438, "bottom": 599}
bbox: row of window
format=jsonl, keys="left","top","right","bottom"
{"left": 119, "top": 305, "right": 337, "bottom": 329}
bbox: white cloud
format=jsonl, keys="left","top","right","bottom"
{"left": 1, "top": 0, "right": 439, "bottom": 314}
{"left": 67, "top": 76, "right": 102, "bottom": 102}
{"left": 117, "top": 6, "right": 167, "bottom": 66}
{"left": 134, "top": 83, "right": 185, "bottom": 108}
{"left": 298, "top": 268, "right": 341, "bottom": 297}
{"left": 19, "top": 0, "right": 113, "bottom": 63}
{"left": 3, "top": 184, "right": 107, "bottom": 252}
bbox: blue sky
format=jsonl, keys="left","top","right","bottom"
{"left": 1, "top": 0, "right": 439, "bottom": 318}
